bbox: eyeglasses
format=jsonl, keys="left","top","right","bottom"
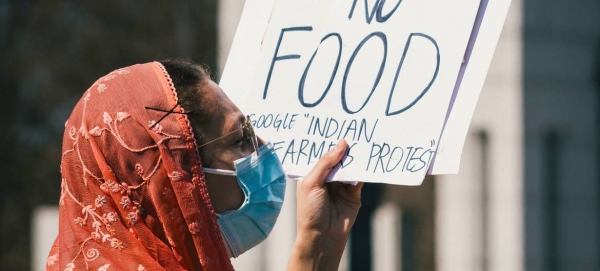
{"left": 145, "top": 105, "right": 259, "bottom": 154}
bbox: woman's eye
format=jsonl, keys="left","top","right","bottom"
{"left": 232, "top": 126, "right": 253, "bottom": 148}
{"left": 234, "top": 133, "right": 247, "bottom": 147}
{"left": 234, "top": 137, "right": 244, "bottom": 147}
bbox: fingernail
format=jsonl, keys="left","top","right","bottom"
{"left": 334, "top": 139, "right": 344, "bottom": 151}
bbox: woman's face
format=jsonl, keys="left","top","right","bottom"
{"left": 195, "top": 79, "right": 261, "bottom": 213}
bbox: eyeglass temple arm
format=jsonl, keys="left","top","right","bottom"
{"left": 146, "top": 107, "right": 257, "bottom": 154}
{"left": 197, "top": 128, "right": 243, "bottom": 148}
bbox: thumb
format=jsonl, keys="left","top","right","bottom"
{"left": 302, "top": 139, "right": 348, "bottom": 188}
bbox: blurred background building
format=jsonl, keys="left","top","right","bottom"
{"left": 0, "top": 0, "right": 598, "bottom": 270}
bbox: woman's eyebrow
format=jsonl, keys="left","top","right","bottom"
{"left": 236, "top": 114, "right": 246, "bottom": 130}
{"left": 223, "top": 113, "right": 245, "bottom": 136}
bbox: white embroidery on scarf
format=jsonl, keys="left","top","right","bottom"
{"left": 104, "top": 212, "right": 118, "bottom": 222}
{"left": 116, "top": 112, "right": 130, "bottom": 122}
{"left": 103, "top": 74, "right": 117, "bottom": 81}
{"left": 47, "top": 254, "right": 58, "bottom": 266}
{"left": 79, "top": 125, "right": 89, "bottom": 140}
{"left": 95, "top": 195, "right": 106, "bottom": 207}
{"left": 120, "top": 196, "right": 131, "bottom": 210}
{"left": 89, "top": 126, "right": 104, "bottom": 137}
{"left": 88, "top": 112, "right": 181, "bottom": 152}
{"left": 69, "top": 126, "right": 77, "bottom": 140}
{"left": 97, "top": 84, "right": 107, "bottom": 93}
{"left": 188, "top": 220, "right": 204, "bottom": 235}
{"left": 168, "top": 171, "right": 183, "bottom": 181}
{"left": 63, "top": 183, "right": 124, "bottom": 268}
{"left": 147, "top": 120, "right": 181, "bottom": 138}
{"left": 59, "top": 178, "right": 67, "bottom": 205}
{"left": 126, "top": 211, "right": 139, "bottom": 225}
{"left": 135, "top": 164, "right": 144, "bottom": 175}
{"left": 85, "top": 248, "right": 100, "bottom": 262}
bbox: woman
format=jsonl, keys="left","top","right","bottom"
{"left": 47, "top": 59, "right": 363, "bottom": 271}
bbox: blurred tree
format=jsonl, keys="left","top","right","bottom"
{"left": 0, "top": 1, "right": 217, "bottom": 270}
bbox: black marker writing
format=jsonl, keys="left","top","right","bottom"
{"left": 264, "top": 26, "right": 313, "bottom": 99}
{"left": 306, "top": 116, "right": 378, "bottom": 143}
{"left": 348, "top": 0, "right": 404, "bottom": 24}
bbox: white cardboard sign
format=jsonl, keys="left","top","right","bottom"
{"left": 220, "top": 0, "right": 512, "bottom": 185}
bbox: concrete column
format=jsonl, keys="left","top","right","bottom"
{"left": 32, "top": 206, "right": 59, "bottom": 271}
{"left": 372, "top": 203, "right": 401, "bottom": 271}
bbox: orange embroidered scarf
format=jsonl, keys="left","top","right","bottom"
{"left": 46, "top": 62, "right": 234, "bottom": 271}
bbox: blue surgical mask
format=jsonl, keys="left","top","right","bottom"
{"left": 203, "top": 142, "right": 286, "bottom": 258}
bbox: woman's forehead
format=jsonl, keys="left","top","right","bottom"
{"left": 202, "top": 81, "right": 236, "bottom": 109}
{"left": 200, "top": 80, "right": 244, "bottom": 131}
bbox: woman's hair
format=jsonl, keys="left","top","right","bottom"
{"left": 160, "top": 58, "right": 212, "bottom": 164}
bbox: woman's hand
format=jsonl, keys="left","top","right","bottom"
{"left": 287, "top": 139, "right": 363, "bottom": 271}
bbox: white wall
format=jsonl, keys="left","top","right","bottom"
{"left": 436, "top": 1, "right": 524, "bottom": 271}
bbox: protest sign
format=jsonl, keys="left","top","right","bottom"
{"left": 220, "top": 0, "right": 512, "bottom": 185}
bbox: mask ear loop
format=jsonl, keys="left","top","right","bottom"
{"left": 196, "top": 128, "right": 244, "bottom": 148}
{"left": 203, "top": 167, "right": 237, "bottom": 176}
